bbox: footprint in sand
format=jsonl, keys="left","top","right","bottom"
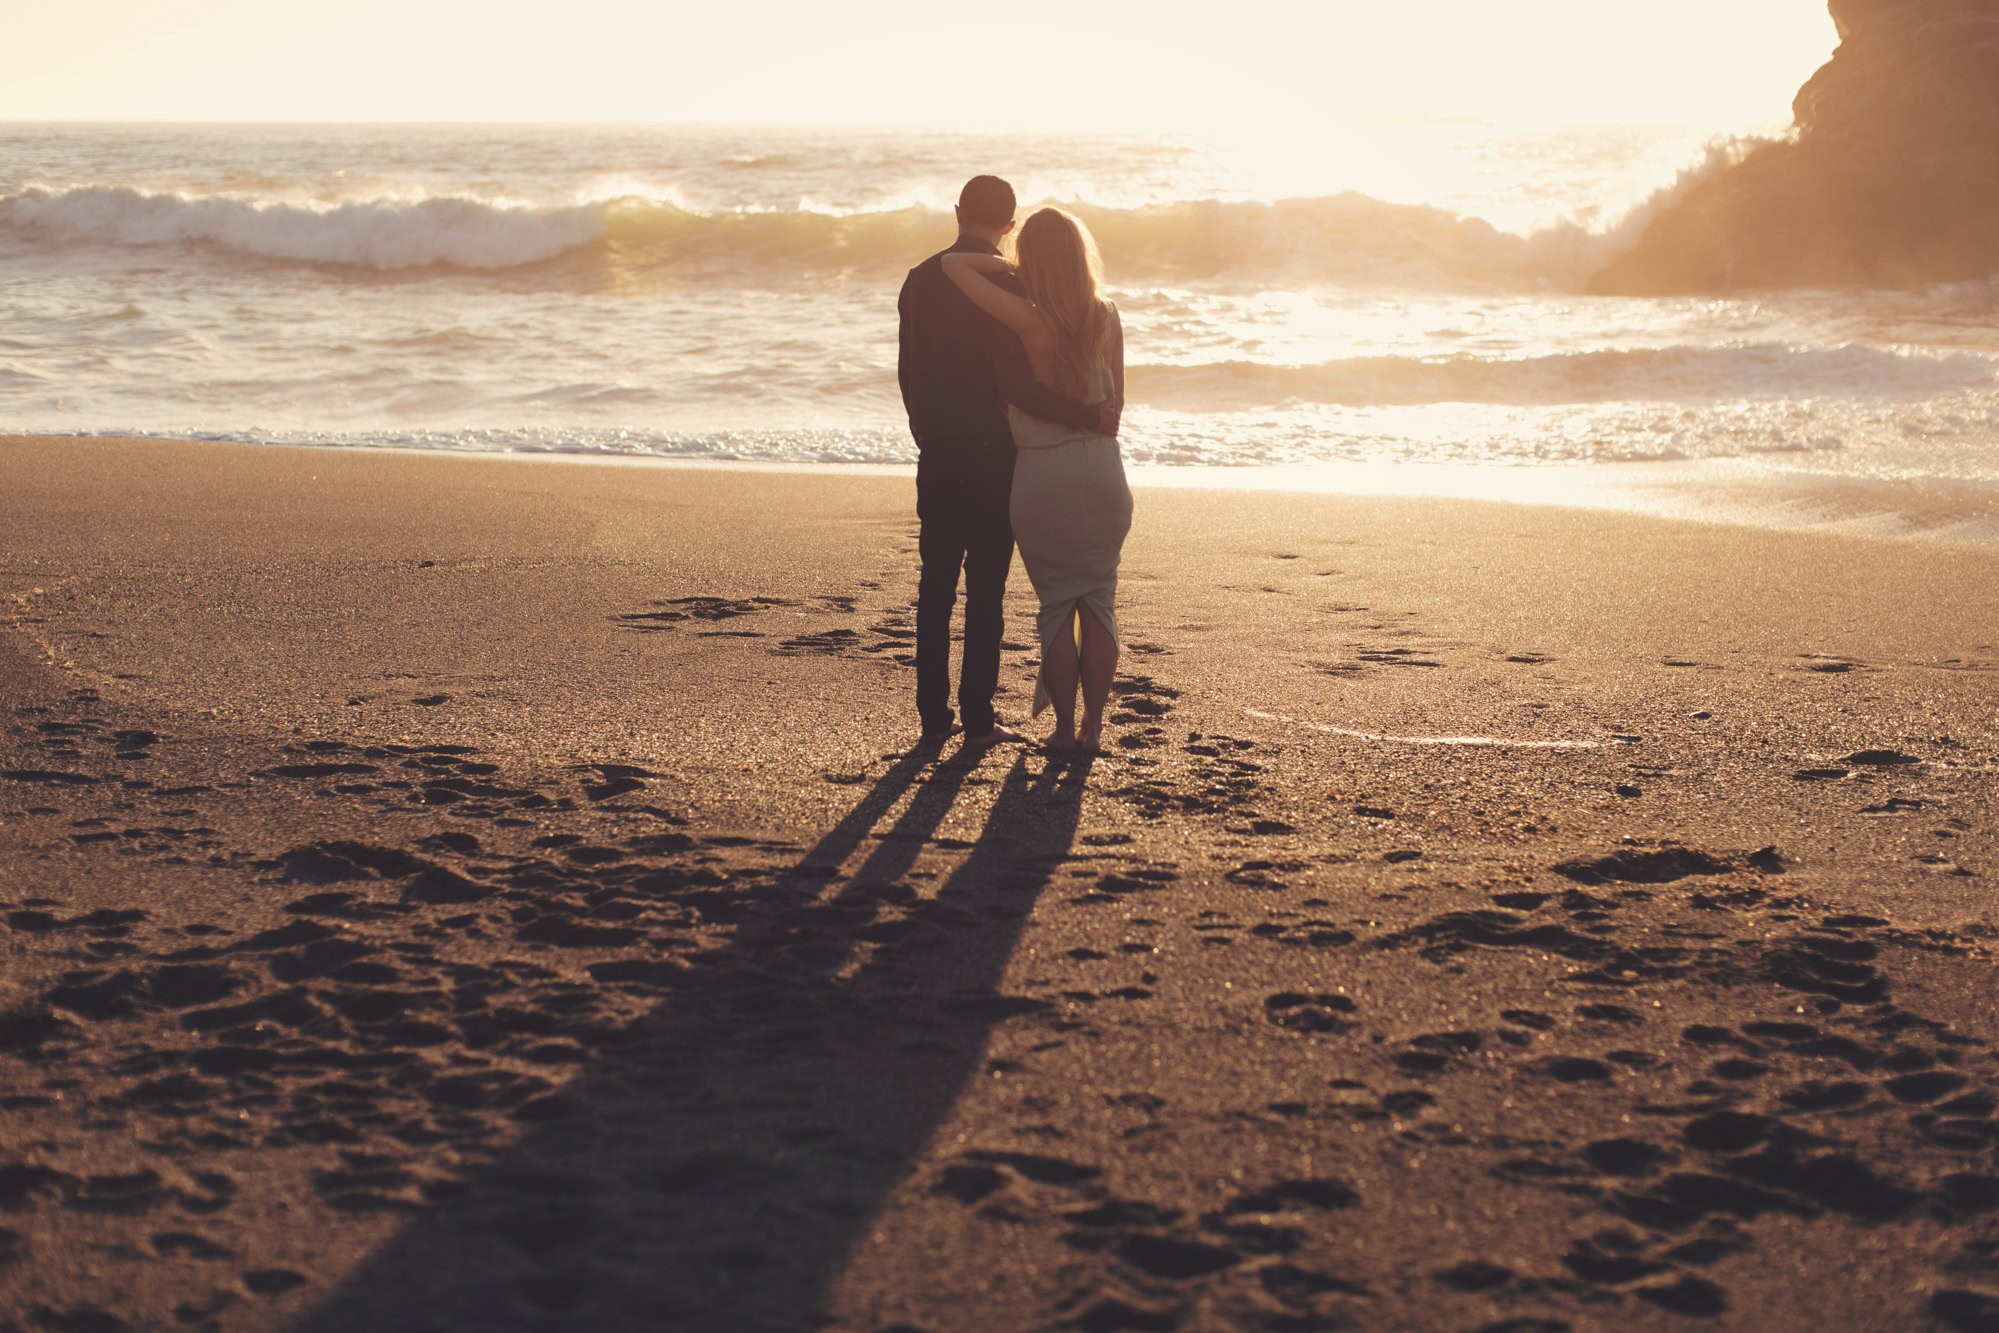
{"left": 612, "top": 594, "right": 793, "bottom": 632}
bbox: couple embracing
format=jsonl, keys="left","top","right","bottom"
{"left": 897, "top": 174, "right": 1131, "bottom": 755}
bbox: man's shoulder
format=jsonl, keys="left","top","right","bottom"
{"left": 905, "top": 247, "right": 955, "bottom": 280}
{"left": 899, "top": 249, "right": 952, "bottom": 307}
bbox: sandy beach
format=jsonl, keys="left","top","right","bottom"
{"left": 3, "top": 434, "right": 1997, "bottom": 1332}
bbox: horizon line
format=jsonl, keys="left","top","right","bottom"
{"left": 0, "top": 113, "right": 1785, "bottom": 134}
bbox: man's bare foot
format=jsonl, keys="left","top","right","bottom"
{"left": 966, "top": 723, "right": 1026, "bottom": 748}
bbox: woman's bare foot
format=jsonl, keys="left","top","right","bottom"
{"left": 1043, "top": 726, "right": 1078, "bottom": 751}
{"left": 1077, "top": 718, "right": 1104, "bottom": 753}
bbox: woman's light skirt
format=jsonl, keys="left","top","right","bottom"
{"left": 1009, "top": 436, "right": 1134, "bottom": 717}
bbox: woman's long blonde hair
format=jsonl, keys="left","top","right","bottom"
{"left": 1014, "top": 207, "right": 1111, "bottom": 400}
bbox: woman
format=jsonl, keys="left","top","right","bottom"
{"left": 942, "top": 208, "right": 1130, "bottom": 754}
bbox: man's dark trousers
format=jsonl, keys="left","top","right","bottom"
{"left": 915, "top": 448, "right": 1012, "bottom": 737}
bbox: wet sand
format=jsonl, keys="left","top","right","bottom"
{"left": 3, "top": 434, "right": 1997, "bottom": 1332}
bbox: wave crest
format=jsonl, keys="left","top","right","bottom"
{"left": 601, "top": 194, "right": 1639, "bottom": 289}
{"left": 0, "top": 187, "right": 604, "bottom": 270}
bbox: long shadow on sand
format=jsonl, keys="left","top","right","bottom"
{"left": 292, "top": 744, "right": 1093, "bottom": 1332}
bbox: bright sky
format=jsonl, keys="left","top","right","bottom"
{"left": 7, "top": 0, "right": 1839, "bottom": 130}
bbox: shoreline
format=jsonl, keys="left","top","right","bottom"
{"left": 10, "top": 431, "right": 1999, "bottom": 545}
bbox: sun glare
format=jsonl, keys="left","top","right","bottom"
{"left": 8, "top": 0, "right": 1837, "bottom": 131}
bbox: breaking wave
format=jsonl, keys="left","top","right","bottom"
{"left": 0, "top": 187, "right": 603, "bottom": 270}
{"left": 0, "top": 143, "right": 1750, "bottom": 288}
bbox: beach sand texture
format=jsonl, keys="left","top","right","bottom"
{"left": 3, "top": 435, "right": 1997, "bottom": 1331}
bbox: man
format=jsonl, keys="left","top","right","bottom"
{"left": 897, "top": 175, "right": 1118, "bottom": 745}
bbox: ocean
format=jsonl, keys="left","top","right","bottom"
{"left": 4, "top": 121, "right": 1997, "bottom": 535}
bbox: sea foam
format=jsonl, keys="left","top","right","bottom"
{"left": 1130, "top": 344, "right": 1998, "bottom": 410}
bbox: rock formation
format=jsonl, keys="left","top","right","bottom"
{"left": 1590, "top": 0, "right": 1999, "bottom": 293}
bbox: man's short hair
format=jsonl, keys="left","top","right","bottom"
{"left": 958, "top": 175, "right": 1016, "bottom": 228}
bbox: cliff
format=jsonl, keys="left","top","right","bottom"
{"left": 1590, "top": 0, "right": 1999, "bottom": 293}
